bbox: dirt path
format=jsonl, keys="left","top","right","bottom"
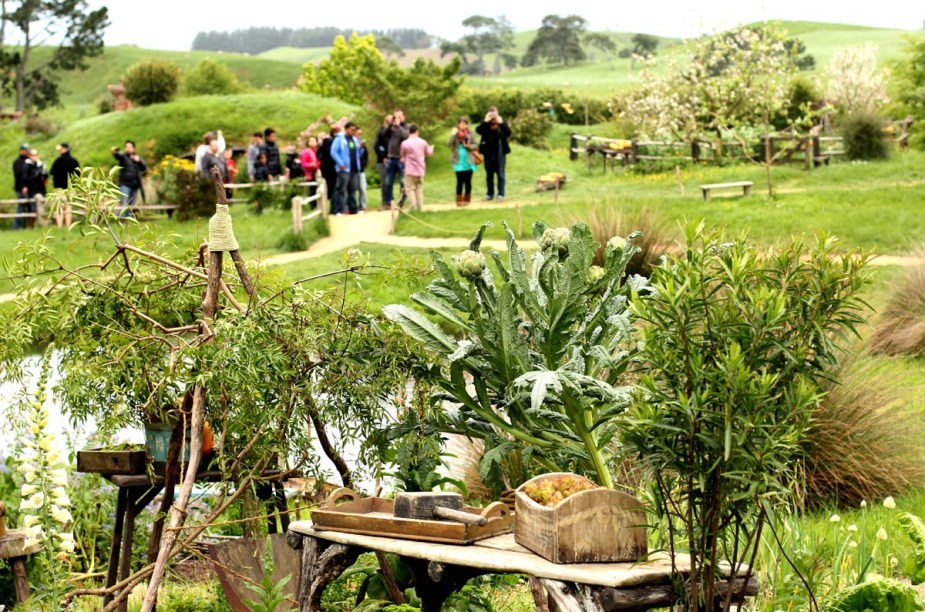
{"left": 1, "top": 207, "right": 921, "bottom": 305}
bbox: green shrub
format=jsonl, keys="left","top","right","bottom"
{"left": 824, "top": 577, "right": 924, "bottom": 611}
{"left": 870, "top": 250, "right": 925, "bottom": 356}
{"left": 509, "top": 109, "right": 553, "bottom": 149}
{"left": 623, "top": 224, "right": 871, "bottom": 608}
{"left": 804, "top": 354, "right": 925, "bottom": 507}
{"left": 96, "top": 94, "right": 113, "bottom": 115}
{"left": 184, "top": 58, "right": 243, "bottom": 96}
{"left": 841, "top": 112, "right": 890, "bottom": 160}
{"left": 124, "top": 59, "right": 182, "bottom": 106}
{"left": 151, "top": 156, "right": 214, "bottom": 220}
{"left": 773, "top": 76, "right": 822, "bottom": 130}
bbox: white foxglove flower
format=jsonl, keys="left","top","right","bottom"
{"left": 20, "top": 483, "right": 38, "bottom": 497}
{"left": 22, "top": 515, "right": 41, "bottom": 528}
{"left": 51, "top": 506, "right": 73, "bottom": 524}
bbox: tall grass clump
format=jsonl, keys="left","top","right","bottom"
{"left": 803, "top": 354, "right": 925, "bottom": 507}
{"left": 841, "top": 111, "right": 891, "bottom": 160}
{"left": 870, "top": 251, "right": 925, "bottom": 356}
{"left": 563, "top": 205, "right": 672, "bottom": 277}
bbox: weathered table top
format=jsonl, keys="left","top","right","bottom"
{"left": 289, "top": 520, "right": 691, "bottom": 589}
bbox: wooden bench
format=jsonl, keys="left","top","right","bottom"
{"left": 700, "top": 181, "right": 753, "bottom": 200}
{"left": 287, "top": 521, "right": 758, "bottom": 611}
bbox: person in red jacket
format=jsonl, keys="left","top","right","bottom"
{"left": 300, "top": 136, "right": 320, "bottom": 181}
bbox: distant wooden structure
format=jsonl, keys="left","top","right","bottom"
{"left": 0, "top": 502, "right": 42, "bottom": 604}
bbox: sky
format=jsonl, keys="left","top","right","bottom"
{"left": 92, "top": 0, "right": 922, "bottom": 51}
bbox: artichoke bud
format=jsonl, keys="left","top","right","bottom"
{"left": 540, "top": 227, "right": 571, "bottom": 255}
{"left": 454, "top": 249, "right": 487, "bottom": 279}
{"left": 607, "top": 235, "right": 626, "bottom": 251}
{"left": 587, "top": 265, "right": 605, "bottom": 284}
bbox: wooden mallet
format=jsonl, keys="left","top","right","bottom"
{"left": 393, "top": 492, "right": 487, "bottom": 526}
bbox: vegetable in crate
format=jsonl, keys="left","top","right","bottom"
{"left": 524, "top": 474, "right": 598, "bottom": 507}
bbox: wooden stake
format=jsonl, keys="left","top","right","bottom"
{"left": 675, "top": 165, "right": 685, "bottom": 195}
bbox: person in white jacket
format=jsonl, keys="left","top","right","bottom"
{"left": 195, "top": 130, "right": 225, "bottom": 175}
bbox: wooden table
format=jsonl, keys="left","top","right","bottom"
{"left": 91, "top": 469, "right": 291, "bottom": 611}
{"left": 0, "top": 502, "right": 41, "bottom": 605}
{"left": 287, "top": 521, "right": 758, "bottom": 612}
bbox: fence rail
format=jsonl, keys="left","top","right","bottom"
{"left": 0, "top": 194, "right": 47, "bottom": 224}
{"left": 291, "top": 181, "right": 327, "bottom": 234}
{"left": 570, "top": 133, "right": 852, "bottom": 173}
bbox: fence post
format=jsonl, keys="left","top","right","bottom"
{"left": 803, "top": 136, "right": 813, "bottom": 171}
{"left": 319, "top": 182, "right": 328, "bottom": 219}
{"left": 35, "top": 194, "right": 48, "bottom": 226}
{"left": 629, "top": 141, "right": 638, "bottom": 165}
{"left": 291, "top": 196, "right": 303, "bottom": 234}
{"left": 569, "top": 134, "right": 578, "bottom": 161}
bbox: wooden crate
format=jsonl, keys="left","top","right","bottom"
{"left": 76, "top": 447, "right": 147, "bottom": 475}
{"left": 514, "top": 472, "right": 648, "bottom": 564}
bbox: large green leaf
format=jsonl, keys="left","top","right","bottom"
{"left": 411, "top": 292, "right": 472, "bottom": 332}
{"left": 382, "top": 305, "right": 457, "bottom": 355}
{"left": 469, "top": 221, "right": 494, "bottom": 251}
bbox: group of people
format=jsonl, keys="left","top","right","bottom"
{"left": 7, "top": 105, "right": 512, "bottom": 230}
{"left": 10, "top": 142, "right": 81, "bottom": 229}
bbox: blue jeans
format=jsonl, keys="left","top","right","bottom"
{"left": 334, "top": 171, "right": 359, "bottom": 214}
{"left": 12, "top": 192, "right": 33, "bottom": 230}
{"left": 485, "top": 155, "right": 506, "bottom": 198}
{"left": 383, "top": 158, "right": 404, "bottom": 206}
{"left": 119, "top": 184, "right": 139, "bottom": 218}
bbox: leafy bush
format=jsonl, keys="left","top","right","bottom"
{"left": 899, "top": 512, "right": 925, "bottom": 585}
{"left": 824, "top": 577, "right": 924, "bottom": 611}
{"left": 623, "top": 224, "right": 871, "bottom": 608}
{"left": 841, "top": 112, "right": 890, "bottom": 160}
{"left": 151, "top": 155, "right": 214, "bottom": 220}
{"left": 562, "top": 205, "right": 672, "bottom": 277}
{"left": 24, "top": 114, "right": 55, "bottom": 136}
{"left": 803, "top": 355, "right": 925, "bottom": 507}
{"left": 773, "top": 76, "right": 822, "bottom": 131}
{"left": 456, "top": 87, "right": 605, "bottom": 126}
{"left": 124, "top": 59, "right": 182, "bottom": 106}
{"left": 276, "top": 216, "right": 329, "bottom": 252}
{"left": 509, "top": 109, "right": 553, "bottom": 149}
{"left": 870, "top": 250, "right": 925, "bottom": 356}
{"left": 184, "top": 58, "right": 243, "bottom": 96}
{"left": 385, "top": 222, "right": 646, "bottom": 491}
{"left": 96, "top": 94, "right": 113, "bottom": 115}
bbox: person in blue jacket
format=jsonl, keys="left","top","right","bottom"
{"left": 330, "top": 122, "right": 362, "bottom": 216}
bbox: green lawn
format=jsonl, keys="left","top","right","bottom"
{"left": 393, "top": 150, "right": 925, "bottom": 255}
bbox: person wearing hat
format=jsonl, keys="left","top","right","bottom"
{"left": 112, "top": 140, "right": 147, "bottom": 217}
{"left": 50, "top": 143, "right": 80, "bottom": 190}
{"left": 12, "top": 143, "right": 31, "bottom": 230}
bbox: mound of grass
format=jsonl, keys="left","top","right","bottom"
{"left": 25, "top": 45, "right": 301, "bottom": 106}
{"left": 803, "top": 354, "right": 925, "bottom": 507}
{"left": 0, "top": 91, "right": 358, "bottom": 195}
{"left": 870, "top": 250, "right": 925, "bottom": 356}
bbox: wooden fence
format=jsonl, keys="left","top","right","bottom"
{"left": 290, "top": 181, "right": 327, "bottom": 234}
{"left": 0, "top": 194, "right": 48, "bottom": 225}
{"left": 570, "top": 133, "right": 848, "bottom": 173}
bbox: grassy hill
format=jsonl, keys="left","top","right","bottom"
{"left": 29, "top": 45, "right": 303, "bottom": 106}
{"left": 0, "top": 91, "right": 358, "bottom": 195}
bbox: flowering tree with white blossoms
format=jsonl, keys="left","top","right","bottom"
{"left": 16, "top": 352, "right": 75, "bottom": 607}
{"left": 826, "top": 43, "right": 890, "bottom": 115}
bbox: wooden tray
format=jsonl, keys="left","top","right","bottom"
{"left": 310, "top": 488, "right": 513, "bottom": 544}
{"left": 77, "top": 447, "right": 147, "bottom": 475}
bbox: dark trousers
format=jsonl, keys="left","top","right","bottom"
{"left": 455, "top": 170, "right": 473, "bottom": 196}
{"left": 484, "top": 154, "right": 506, "bottom": 198}
{"left": 12, "top": 193, "right": 33, "bottom": 230}
{"left": 383, "top": 158, "right": 404, "bottom": 206}
{"left": 377, "top": 161, "right": 388, "bottom": 205}
{"left": 322, "top": 171, "right": 336, "bottom": 212}
{"left": 334, "top": 171, "right": 359, "bottom": 214}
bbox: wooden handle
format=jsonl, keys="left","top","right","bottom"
{"left": 0, "top": 501, "right": 6, "bottom": 537}
{"left": 326, "top": 487, "right": 359, "bottom": 509}
{"left": 479, "top": 501, "right": 510, "bottom": 521}
{"left": 433, "top": 506, "right": 488, "bottom": 526}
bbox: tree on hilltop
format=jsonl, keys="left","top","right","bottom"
{"left": 440, "top": 15, "right": 514, "bottom": 75}
{"left": 522, "top": 15, "right": 588, "bottom": 67}
{"left": 0, "top": 0, "right": 110, "bottom": 111}
{"left": 584, "top": 32, "right": 617, "bottom": 63}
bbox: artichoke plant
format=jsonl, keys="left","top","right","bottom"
{"left": 384, "top": 221, "right": 648, "bottom": 489}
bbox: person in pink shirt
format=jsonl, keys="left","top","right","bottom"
{"left": 398, "top": 124, "right": 434, "bottom": 211}
{"left": 300, "top": 136, "right": 320, "bottom": 181}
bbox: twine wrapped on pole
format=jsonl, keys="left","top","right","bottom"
{"left": 207, "top": 166, "right": 239, "bottom": 253}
